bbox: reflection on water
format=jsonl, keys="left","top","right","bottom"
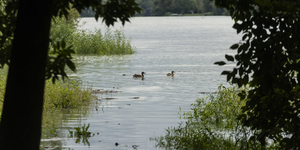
{"left": 40, "top": 106, "right": 94, "bottom": 150}
{"left": 41, "top": 16, "right": 241, "bottom": 149}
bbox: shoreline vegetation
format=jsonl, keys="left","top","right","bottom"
{"left": 0, "top": 75, "right": 94, "bottom": 114}
{"left": 50, "top": 10, "right": 136, "bottom": 56}
{"left": 151, "top": 85, "right": 279, "bottom": 149}
{"left": 0, "top": 75, "right": 95, "bottom": 139}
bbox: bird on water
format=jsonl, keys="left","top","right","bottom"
{"left": 133, "top": 72, "right": 145, "bottom": 78}
{"left": 167, "top": 71, "right": 175, "bottom": 76}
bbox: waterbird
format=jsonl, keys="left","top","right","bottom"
{"left": 133, "top": 72, "right": 145, "bottom": 78}
{"left": 167, "top": 71, "right": 175, "bottom": 76}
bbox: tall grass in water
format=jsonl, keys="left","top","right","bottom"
{"left": 43, "top": 79, "right": 94, "bottom": 139}
{"left": 0, "top": 75, "right": 94, "bottom": 120}
{"left": 151, "top": 85, "right": 279, "bottom": 150}
{"left": 72, "top": 27, "right": 135, "bottom": 55}
{"left": 50, "top": 12, "right": 135, "bottom": 55}
{"left": 43, "top": 78, "right": 93, "bottom": 109}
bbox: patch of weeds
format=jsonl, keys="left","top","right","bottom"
{"left": 151, "top": 84, "right": 280, "bottom": 149}
{"left": 69, "top": 124, "right": 94, "bottom": 146}
{"left": 44, "top": 78, "right": 93, "bottom": 109}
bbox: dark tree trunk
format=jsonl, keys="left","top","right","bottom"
{"left": 0, "top": 0, "right": 53, "bottom": 149}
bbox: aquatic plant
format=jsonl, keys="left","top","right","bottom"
{"left": 69, "top": 124, "right": 94, "bottom": 146}
{"left": 72, "top": 27, "right": 135, "bottom": 55}
{"left": 50, "top": 15, "right": 135, "bottom": 55}
{"left": 151, "top": 84, "right": 280, "bottom": 149}
{"left": 0, "top": 75, "right": 95, "bottom": 140}
{"left": 69, "top": 123, "right": 93, "bottom": 137}
{"left": 43, "top": 78, "right": 93, "bottom": 109}
{"left": 0, "top": 75, "right": 94, "bottom": 112}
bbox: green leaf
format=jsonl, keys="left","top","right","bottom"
{"left": 238, "top": 91, "right": 246, "bottom": 100}
{"left": 221, "top": 71, "right": 230, "bottom": 75}
{"left": 227, "top": 74, "right": 232, "bottom": 82}
{"left": 225, "top": 54, "right": 234, "bottom": 61}
{"left": 254, "top": 0, "right": 270, "bottom": 7}
{"left": 243, "top": 75, "right": 249, "bottom": 84}
{"left": 230, "top": 44, "right": 239, "bottom": 50}
{"left": 214, "top": 61, "right": 226, "bottom": 66}
{"left": 67, "top": 60, "right": 76, "bottom": 72}
{"left": 61, "top": 40, "right": 66, "bottom": 48}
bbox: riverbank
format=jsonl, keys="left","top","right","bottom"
{"left": 0, "top": 75, "right": 94, "bottom": 120}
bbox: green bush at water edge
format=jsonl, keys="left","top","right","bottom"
{"left": 151, "top": 85, "right": 280, "bottom": 149}
{"left": 72, "top": 27, "right": 135, "bottom": 55}
{"left": 0, "top": 75, "right": 94, "bottom": 120}
{"left": 50, "top": 14, "right": 135, "bottom": 55}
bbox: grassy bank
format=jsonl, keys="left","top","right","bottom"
{"left": 151, "top": 84, "right": 279, "bottom": 149}
{"left": 0, "top": 75, "right": 94, "bottom": 121}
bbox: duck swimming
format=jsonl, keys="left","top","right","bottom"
{"left": 167, "top": 71, "right": 175, "bottom": 76}
{"left": 133, "top": 72, "right": 145, "bottom": 78}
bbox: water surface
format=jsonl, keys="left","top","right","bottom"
{"left": 42, "top": 16, "right": 241, "bottom": 150}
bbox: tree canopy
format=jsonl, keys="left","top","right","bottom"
{"left": 215, "top": 0, "right": 300, "bottom": 148}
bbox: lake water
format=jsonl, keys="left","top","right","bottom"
{"left": 41, "top": 16, "right": 241, "bottom": 150}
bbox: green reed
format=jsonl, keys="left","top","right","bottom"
{"left": 50, "top": 15, "right": 135, "bottom": 55}
{"left": 72, "top": 27, "right": 135, "bottom": 55}
{"left": 43, "top": 78, "right": 94, "bottom": 109}
{"left": 0, "top": 75, "right": 94, "bottom": 120}
{"left": 151, "top": 84, "right": 279, "bottom": 150}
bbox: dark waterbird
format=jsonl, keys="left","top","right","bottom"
{"left": 133, "top": 72, "right": 145, "bottom": 78}
{"left": 167, "top": 71, "right": 175, "bottom": 76}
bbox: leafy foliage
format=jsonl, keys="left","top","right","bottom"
{"left": 73, "top": 27, "right": 135, "bottom": 55}
{"left": 152, "top": 85, "right": 279, "bottom": 149}
{"left": 0, "top": 76, "right": 94, "bottom": 118}
{"left": 214, "top": 0, "right": 300, "bottom": 148}
{"left": 54, "top": 0, "right": 142, "bottom": 26}
{"left": 69, "top": 124, "right": 94, "bottom": 146}
{"left": 0, "top": 0, "right": 17, "bottom": 68}
{"left": 47, "top": 40, "right": 76, "bottom": 83}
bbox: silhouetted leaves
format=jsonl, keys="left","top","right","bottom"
{"left": 214, "top": 61, "right": 226, "bottom": 66}
{"left": 46, "top": 39, "right": 76, "bottom": 83}
{"left": 215, "top": 0, "right": 300, "bottom": 148}
{"left": 229, "top": 43, "right": 239, "bottom": 50}
{"left": 225, "top": 54, "right": 234, "bottom": 61}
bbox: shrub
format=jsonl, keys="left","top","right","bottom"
{"left": 151, "top": 85, "right": 279, "bottom": 149}
{"left": 72, "top": 27, "right": 135, "bottom": 55}
{"left": 49, "top": 12, "right": 135, "bottom": 55}
{"left": 43, "top": 78, "right": 93, "bottom": 109}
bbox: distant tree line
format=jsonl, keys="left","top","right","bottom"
{"left": 80, "top": 0, "right": 228, "bottom": 17}
{"left": 149, "top": 0, "right": 228, "bottom": 16}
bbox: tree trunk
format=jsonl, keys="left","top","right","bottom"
{"left": 0, "top": 0, "right": 53, "bottom": 149}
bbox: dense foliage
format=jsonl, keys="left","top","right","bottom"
{"left": 72, "top": 28, "right": 135, "bottom": 55}
{"left": 214, "top": 0, "right": 300, "bottom": 149}
{"left": 152, "top": 85, "right": 279, "bottom": 149}
{"left": 0, "top": 75, "right": 93, "bottom": 117}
